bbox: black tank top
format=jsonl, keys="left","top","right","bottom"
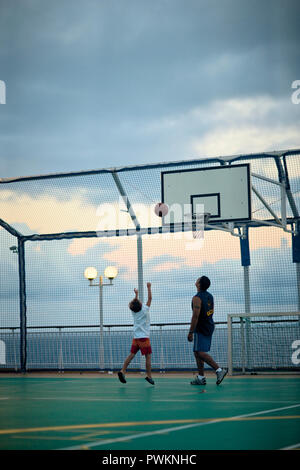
{"left": 192, "top": 291, "right": 215, "bottom": 336}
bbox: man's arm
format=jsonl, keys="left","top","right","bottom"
{"left": 146, "top": 282, "right": 152, "bottom": 307}
{"left": 134, "top": 288, "right": 138, "bottom": 299}
{"left": 187, "top": 295, "right": 201, "bottom": 342}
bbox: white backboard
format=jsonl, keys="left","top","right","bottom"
{"left": 161, "top": 164, "right": 251, "bottom": 224}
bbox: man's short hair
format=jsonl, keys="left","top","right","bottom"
{"left": 199, "top": 276, "right": 210, "bottom": 291}
{"left": 129, "top": 299, "right": 142, "bottom": 313}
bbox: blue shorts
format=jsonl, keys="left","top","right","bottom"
{"left": 193, "top": 332, "right": 212, "bottom": 352}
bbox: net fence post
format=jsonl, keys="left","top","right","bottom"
{"left": 58, "top": 327, "right": 64, "bottom": 372}
{"left": 108, "top": 327, "right": 113, "bottom": 371}
{"left": 18, "top": 238, "right": 27, "bottom": 373}
{"left": 137, "top": 235, "right": 144, "bottom": 303}
{"left": 12, "top": 328, "right": 17, "bottom": 371}
{"left": 227, "top": 315, "right": 233, "bottom": 375}
{"left": 241, "top": 227, "right": 251, "bottom": 372}
{"left": 159, "top": 325, "right": 165, "bottom": 372}
{"left": 240, "top": 316, "right": 246, "bottom": 374}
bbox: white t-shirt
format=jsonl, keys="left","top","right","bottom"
{"left": 132, "top": 304, "right": 150, "bottom": 339}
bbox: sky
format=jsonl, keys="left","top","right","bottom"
{"left": 0, "top": 0, "right": 300, "bottom": 178}
{"left": 0, "top": 1, "right": 300, "bottom": 337}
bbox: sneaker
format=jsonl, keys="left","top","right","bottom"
{"left": 145, "top": 377, "right": 155, "bottom": 385}
{"left": 216, "top": 368, "right": 228, "bottom": 385}
{"left": 118, "top": 371, "right": 126, "bottom": 384}
{"left": 190, "top": 376, "right": 206, "bottom": 385}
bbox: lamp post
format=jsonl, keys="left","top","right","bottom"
{"left": 84, "top": 266, "right": 118, "bottom": 370}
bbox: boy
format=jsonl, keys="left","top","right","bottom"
{"left": 118, "top": 282, "right": 154, "bottom": 385}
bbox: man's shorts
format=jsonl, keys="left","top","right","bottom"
{"left": 193, "top": 332, "right": 212, "bottom": 352}
{"left": 131, "top": 338, "right": 152, "bottom": 355}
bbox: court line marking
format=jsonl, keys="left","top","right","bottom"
{"left": 59, "top": 403, "right": 300, "bottom": 450}
{"left": 1, "top": 413, "right": 299, "bottom": 438}
{"left": 11, "top": 418, "right": 300, "bottom": 444}
{"left": 0, "top": 419, "right": 208, "bottom": 435}
{"left": 4, "top": 396, "right": 298, "bottom": 405}
{"left": 281, "top": 442, "right": 300, "bottom": 450}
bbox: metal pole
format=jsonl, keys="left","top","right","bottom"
{"left": 58, "top": 327, "right": 63, "bottom": 372}
{"left": 227, "top": 315, "right": 233, "bottom": 376}
{"left": 108, "top": 327, "right": 113, "bottom": 371}
{"left": 12, "top": 328, "right": 17, "bottom": 371}
{"left": 243, "top": 266, "right": 252, "bottom": 371}
{"left": 296, "top": 263, "right": 300, "bottom": 312}
{"left": 281, "top": 183, "right": 287, "bottom": 229}
{"left": 99, "top": 276, "right": 104, "bottom": 370}
{"left": 137, "top": 235, "right": 144, "bottom": 303}
{"left": 244, "top": 266, "right": 251, "bottom": 314}
{"left": 18, "top": 238, "right": 27, "bottom": 373}
{"left": 240, "top": 317, "right": 245, "bottom": 374}
{"left": 240, "top": 227, "right": 251, "bottom": 372}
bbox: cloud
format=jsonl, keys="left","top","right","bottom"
{"left": 164, "top": 95, "right": 300, "bottom": 157}
{"left": 193, "top": 124, "right": 300, "bottom": 157}
{"left": 0, "top": 189, "right": 101, "bottom": 234}
{"left": 1, "top": 1, "right": 300, "bottom": 177}
{"left": 95, "top": 226, "right": 292, "bottom": 281}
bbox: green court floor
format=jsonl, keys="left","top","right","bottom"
{"left": 0, "top": 374, "right": 299, "bottom": 450}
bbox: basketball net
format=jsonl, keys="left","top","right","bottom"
{"left": 192, "top": 213, "right": 211, "bottom": 239}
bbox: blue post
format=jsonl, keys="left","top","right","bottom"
{"left": 292, "top": 222, "right": 300, "bottom": 311}
{"left": 240, "top": 226, "right": 251, "bottom": 313}
{"left": 240, "top": 227, "right": 251, "bottom": 371}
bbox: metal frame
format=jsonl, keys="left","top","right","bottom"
{"left": 227, "top": 312, "right": 300, "bottom": 375}
{"left": 1, "top": 149, "right": 299, "bottom": 372}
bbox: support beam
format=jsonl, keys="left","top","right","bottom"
{"left": 111, "top": 171, "right": 144, "bottom": 302}
{"left": 251, "top": 185, "right": 282, "bottom": 225}
{"left": 0, "top": 218, "right": 23, "bottom": 238}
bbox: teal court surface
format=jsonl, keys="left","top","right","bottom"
{"left": 0, "top": 373, "right": 299, "bottom": 450}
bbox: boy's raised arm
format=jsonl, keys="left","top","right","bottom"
{"left": 146, "top": 282, "right": 152, "bottom": 307}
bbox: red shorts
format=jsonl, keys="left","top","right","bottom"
{"left": 131, "top": 338, "right": 152, "bottom": 355}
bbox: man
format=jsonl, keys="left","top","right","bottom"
{"left": 188, "top": 276, "right": 227, "bottom": 385}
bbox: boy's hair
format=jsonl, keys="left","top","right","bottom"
{"left": 129, "top": 298, "right": 142, "bottom": 313}
{"left": 199, "top": 276, "right": 210, "bottom": 291}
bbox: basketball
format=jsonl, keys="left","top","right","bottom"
{"left": 154, "top": 202, "right": 168, "bottom": 217}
